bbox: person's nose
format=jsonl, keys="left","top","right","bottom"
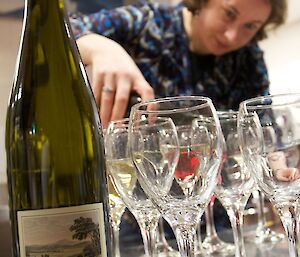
{"left": 224, "top": 24, "right": 240, "bottom": 44}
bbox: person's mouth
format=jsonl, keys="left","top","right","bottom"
{"left": 215, "top": 38, "right": 229, "bottom": 50}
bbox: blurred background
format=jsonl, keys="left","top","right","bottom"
{"left": 0, "top": 0, "right": 299, "bottom": 184}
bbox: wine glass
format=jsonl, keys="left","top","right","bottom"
{"left": 105, "top": 118, "right": 162, "bottom": 257}
{"left": 129, "top": 96, "right": 223, "bottom": 257}
{"left": 250, "top": 124, "right": 285, "bottom": 244}
{"left": 244, "top": 123, "right": 285, "bottom": 245}
{"left": 104, "top": 127, "right": 127, "bottom": 257}
{"left": 211, "top": 111, "right": 254, "bottom": 257}
{"left": 238, "top": 93, "right": 300, "bottom": 257}
{"left": 175, "top": 123, "right": 234, "bottom": 256}
{"left": 200, "top": 112, "right": 235, "bottom": 256}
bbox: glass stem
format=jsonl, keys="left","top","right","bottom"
{"left": 205, "top": 199, "right": 217, "bottom": 238}
{"left": 227, "top": 207, "right": 246, "bottom": 257}
{"left": 255, "top": 190, "right": 267, "bottom": 231}
{"left": 137, "top": 219, "right": 158, "bottom": 257}
{"left": 157, "top": 217, "right": 169, "bottom": 247}
{"left": 196, "top": 222, "right": 203, "bottom": 253}
{"left": 278, "top": 205, "right": 299, "bottom": 257}
{"left": 174, "top": 225, "right": 196, "bottom": 257}
{"left": 111, "top": 222, "right": 121, "bottom": 257}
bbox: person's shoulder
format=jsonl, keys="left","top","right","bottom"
{"left": 132, "top": 0, "right": 180, "bottom": 11}
{"left": 130, "top": 0, "right": 182, "bottom": 22}
{"left": 127, "top": 0, "right": 183, "bottom": 37}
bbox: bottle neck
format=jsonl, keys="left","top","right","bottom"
{"left": 19, "top": 0, "right": 77, "bottom": 88}
{"left": 23, "top": 0, "right": 72, "bottom": 47}
{"left": 24, "top": 0, "right": 66, "bottom": 28}
{"left": 26, "top": 0, "right": 64, "bottom": 11}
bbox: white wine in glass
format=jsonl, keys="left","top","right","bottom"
{"left": 107, "top": 175, "right": 126, "bottom": 257}
{"left": 106, "top": 119, "right": 163, "bottom": 257}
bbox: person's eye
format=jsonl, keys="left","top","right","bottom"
{"left": 223, "top": 8, "right": 236, "bottom": 20}
{"left": 244, "top": 23, "right": 259, "bottom": 31}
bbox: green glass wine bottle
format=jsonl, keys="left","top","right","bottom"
{"left": 5, "top": 0, "right": 112, "bottom": 256}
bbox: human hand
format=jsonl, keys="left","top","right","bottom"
{"left": 274, "top": 167, "right": 300, "bottom": 182}
{"left": 77, "top": 34, "right": 155, "bottom": 127}
{"left": 267, "top": 151, "right": 300, "bottom": 182}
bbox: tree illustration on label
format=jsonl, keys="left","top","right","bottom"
{"left": 70, "top": 216, "right": 101, "bottom": 257}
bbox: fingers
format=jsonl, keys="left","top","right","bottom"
{"left": 110, "top": 72, "right": 155, "bottom": 120}
{"left": 133, "top": 76, "right": 155, "bottom": 103}
{"left": 91, "top": 65, "right": 104, "bottom": 107}
{"left": 133, "top": 77, "right": 155, "bottom": 114}
{"left": 91, "top": 67, "right": 154, "bottom": 128}
{"left": 100, "top": 74, "right": 115, "bottom": 128}
{"left": 110, "top": 75, "right": 131, "bottom": 121}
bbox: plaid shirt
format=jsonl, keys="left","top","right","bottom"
{"left": 70, "top": 1, "right": 269, "bottom": 110}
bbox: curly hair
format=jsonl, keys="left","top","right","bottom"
{"left": 182, "top": 0, "right": 287, "bottom": 41}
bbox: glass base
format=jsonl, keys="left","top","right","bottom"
{"left": 157, "top": 251, "right": 181, "bottom": 257}
{"left": 138, "top": 248, "right": 180, "bottom": 257}
{"left": 255, "top": 227, "right": 285, "bottom": 244}
{"left": 156, "top": 242, "right": 180, "bottom": 257}
{"left": 201, "top": 235, "right": 235, "bottom": 256}
{"left": 245, "top": 227, "right": 285, "bottom": 244}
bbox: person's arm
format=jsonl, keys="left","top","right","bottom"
{"left": 76, "top": 33, "right": 154, "bottom": 128}
{"left": 70, "top": 5, "right": 155, "bottom": 127}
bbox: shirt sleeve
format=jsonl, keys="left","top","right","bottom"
{"left": 69, "top": 4, "right": 154, "bottom": 45}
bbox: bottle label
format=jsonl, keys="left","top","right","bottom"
{"left": 17, "top": 203, "right": 107, "bottom": 257}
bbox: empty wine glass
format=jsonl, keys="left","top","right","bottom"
{"left": 211, "top": 111, "right": 254, "bottom": 257}
{"left": 200, "top": 112, "right": 238, "bottom": 257}
{"left": 245, "top": 122, "right": 285, "bottom": 245}
{"left": 130, "top": 96, "right": 223, "bottom": 257}
{"left": 105, "top": 118, "right": 162, "bottom": 257}
{"left": 251, "top": 125, "right": 284, "bottom": 243}
{"left": 238, "top": 93, "right": 300, "bottom": 257}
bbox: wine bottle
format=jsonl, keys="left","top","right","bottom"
{"left": 5, "top": 0, "right": 112, "bottom": 257}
